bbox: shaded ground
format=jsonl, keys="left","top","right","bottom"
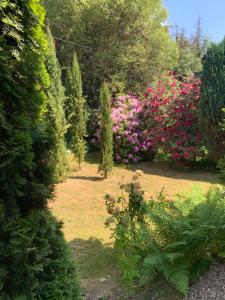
{"left": 50, "top": 155, "right": 220, "bottom": 299}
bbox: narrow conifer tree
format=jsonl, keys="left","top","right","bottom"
{"left": 66, "top": 53, "right": 86, "bottom": 169}
{"left": 98, "top": 83, "right": 113, "bottom": 178}
{"left": 46, "top": 27, "right": 68, "bottom": 181}
{"left": 200, "top": 39, "right": 225, "bottom": 160}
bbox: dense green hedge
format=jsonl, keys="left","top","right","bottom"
{"left": 0, "top": 210, "right": 81, "bottom": 299}
{"left": 0, "top": 1, "right": 81, "bottom": 298}
{"left": 0, "top": 0, "right": 53, "bottom": 214}
{"left": 200, "top": 39, "right": 225, "bottom": 160}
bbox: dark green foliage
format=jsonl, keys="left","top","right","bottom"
{"left": 65, "top": 53, "right": 87, "bottom": 169}
{"left": 46, "top": 27, "right": 68, "bottom": 182}
{"left": 98, "top": 83, "right": 113, "bottom": 178}
{"left": 44, "top": 0, "right": 178, "bottom": 106}
{"left": 0, "top": 209, "right": 81, "bottom": 299}
{"left": 218, "top": 158, "right": 225, "bottom": 182}
{"left": 0, "top": 0, "right": 53, "bottom": 214}
{"left": 0, "top": 2, "right": 81, "bottom": 299}
{"left": 217, "top": 108, "right": 225, "bottom": 181}
{"left": 200, "top": 39, "right": 225, "bottom": 160}
{"left": 106, "top": 179, "right": 225, "bottom": 294}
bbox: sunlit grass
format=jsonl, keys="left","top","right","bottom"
{"left": 49, "top": 154, "right": 220, "bottom": 299}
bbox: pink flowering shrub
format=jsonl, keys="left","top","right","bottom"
{"left": 91, "top": 95, "right": 154, "bottom": 164}
{"left": 144, "top": 73, "right": 205, "bottom": 165}
{"left": 112, "top": 95, "right": 154, "bottom": 164}
{"left": 91, "top": 74, "right": 205, "bottom": 166}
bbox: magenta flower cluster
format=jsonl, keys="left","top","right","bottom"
{"left": 91, "top": 94, "right": 154, "bottom": 164}
{"left": 111, "top": 95, "right": 154, "bottom": 164}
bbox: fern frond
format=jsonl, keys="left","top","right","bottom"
{"left": 160, "top": 263, "right": 189, "bottom": 294}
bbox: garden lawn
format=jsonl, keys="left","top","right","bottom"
{"left": 49, "top": 155, "right": 220, "bottom": 299}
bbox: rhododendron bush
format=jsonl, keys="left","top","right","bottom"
{"left": 91, "top": 74, "right": 205, "bottom": 166}
{"left": 91, "top": 95, "right": 155, "bottom": 164}
{"left": 144, "top": 74, "right": 205, "bottom": 165}
{"left": 112, "top": 95, "right": 154, "bottom": 163}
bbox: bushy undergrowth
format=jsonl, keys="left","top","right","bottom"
{"left": 0, "top": 209, "right": 81, "bottom": 300}
{"left": 105, "top": 173, "right": 225, "bottom": 294}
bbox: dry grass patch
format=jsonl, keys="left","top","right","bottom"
{"left": 49, "top": 155, "right": 220, "bottom": 299}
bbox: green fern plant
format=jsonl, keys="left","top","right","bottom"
{"left": 140, "top": 187, "right": 225, "bottom": 294}
{"left": 105, "top": 175, "right": 225, "bottom": 294}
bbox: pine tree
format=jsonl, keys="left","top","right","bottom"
{"left": 200, "top": 39, "right": 225, "bottom": 160}
{"left": 46, "top": 27, "right": 68, "bottom": 182}
{"left": 65, "top": 53, "right": 86, "bottom": 169}
{"left": 98, "top": 83, "right": 113, "bottom": 178}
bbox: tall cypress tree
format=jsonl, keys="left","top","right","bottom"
{"left": 46, "top": 27, "right": 68, "bottom": 182}
{"left": 98, "top": 83, "right": 113, "bottom": 178}
{"left": 0, "top": 1, "right": 80, "bottom": 298}
{"left": 65, "top": 53, "right": 86, "bottom": 169}
{"left": 200, "top": 39, "right": 225, "bottom": 160}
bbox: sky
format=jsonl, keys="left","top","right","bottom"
{"left": 163, "top": 0, "right": 225, "bottom": 42}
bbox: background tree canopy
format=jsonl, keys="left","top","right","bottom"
{"left": 44, "top": 0, "right": 178, "bottom": 106}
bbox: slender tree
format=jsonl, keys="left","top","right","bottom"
{"left": 98, "top": 83, "right": 113, "bottom": 178}
{"left": 46, "top": 27, "right": 68, "bottom": 182}
{"left": 200, "top": 39, "right": 225, "bottom": 160}
{"left": 65, "top": 53, "right": 86, "bottom": 169}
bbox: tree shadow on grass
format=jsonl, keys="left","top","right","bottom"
{"left": 69, "top": 237, "right": 182, "bottom": 300}
{"left": 69, "top": 176, "right": 103, "bottom": 182}
{"left": 126, "top": 161, "right": 221, "bottom": 185}
{"left": 85, "top": 151, "right": 221, "bottom": 184}
{"left": 70, "top": 237, "right": 118, "bottom": 278}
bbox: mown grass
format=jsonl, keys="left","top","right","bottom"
{"left": 50, "top": 154, "right": 220, "bottom": 299}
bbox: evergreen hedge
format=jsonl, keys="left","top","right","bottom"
{"left": 0, "top": 210, "right": 81, "bottom": 299}
{"left": 0, "top": 0, "right": 52, "bottom": 214}
{"left": 0, "top": 1, "right": 81, "bottom": 298}
{"left": 200, "top": 39, "right": 225, "bottom": 160}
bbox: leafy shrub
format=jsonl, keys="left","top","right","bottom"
{"left": 92, "top": 74, "right": 204, "bottom": 166}
{"left": 105, "top": 174, "right": 225, "bottom": 294}
{"left": 144, "top": 73, "right": 205, "bottom": 166}
{"left": 0, "top": 209, "right": 81, "bottom": 299}
{"left": 112, "top": 95, "right": 155, "bottom": 164}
